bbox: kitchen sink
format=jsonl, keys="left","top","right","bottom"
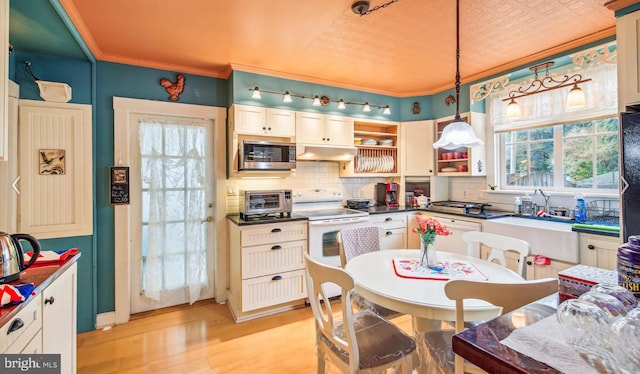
{"left": 483, "top": 216, "right": 579, "bottom": 263}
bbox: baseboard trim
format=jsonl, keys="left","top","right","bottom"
{"left": 96, "top": 311, "right": 116, "bottom": 330}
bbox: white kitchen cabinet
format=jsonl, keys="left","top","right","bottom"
{"left": 525, "top": 256, "right": 574, "bottom": 280}
{"left": 434, "top": 112, "right": 486, "bottom": 176}
{"left": 579, "top": 233, "right": 620, "bottom": 270}
{"left": 18, "top": 100, "right": 93, "bottom": 239}
{"left": 0, "top": 0, "right": 8, "bottom": 161}
{"left": 227, "top": 220, "right": 308, "bottom": 322}
{"left": 230, "top": 104, "right": 295, "bottom": 137}
{"left": 0, "top": 80, "right": 19, "bottom": 233}
{"left": 370, "top": 213, "right": 407, "bottom": 250}
{"left": 616, "top": 10, "right": 640, "bottom": 109}
{"left": 480, "top": 247, "right": 522, "bottom": 276}
{"left": 295, "top": 111, "right": 353, "bottom": 146}
{"left": 406, "top": 212, "right": 482, "bottom": 255}
{"left": 42, "top": 262, "right": 77, "bottom": 374}
{"left": 401, "top": 120, "right": 435, "bottom": 176}
{"left": 1, "top": 262, "right": 77, "bottom": 374}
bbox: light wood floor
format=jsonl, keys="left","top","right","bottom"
{"left": 77, "top": 299, "right": 414, "bottom": 373}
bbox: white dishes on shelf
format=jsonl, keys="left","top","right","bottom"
{"left": 355, "top": 151, "right": 395, "bottom": 173}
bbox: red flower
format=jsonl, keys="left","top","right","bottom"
{"left": 413, "top": 216, "right": 452, "bottom": 241}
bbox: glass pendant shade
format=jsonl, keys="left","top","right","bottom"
{"left": 283, "top": 91, "right": 292, "bottom": 103}
{"left": 383, "top": 105, "right": 391, "bottom": 115}
{"left": 312, "top": 95, "right": 321, "bottom": 106}
{"left": 566, "top": 85, "right": 586, "bottom": 109}
{"left": 363, "top": 102, "right": 371, "bottom": 112}
{"left": 251, "top": 87, "right": 261, "bottom": 99}
{"left": 337, "top": 99, "right": 346, "bottom": 109}
{"left": 506, "top": 98, "right": 522, "bottom": 119}
{"left": 432, "top": 119, "right": 484, "bottom": 150}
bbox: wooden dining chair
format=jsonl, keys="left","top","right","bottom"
{"left": 337, "top": 226, "right": 401, "bottom": 319}
{"left": 421, "top": 278, "right": 558, "bottom": 374}
{"left": 304, "top": 253, "right": 419, "bottom": 374}
{"left": 462, "top": 231, "right": 531, "bottom": 278}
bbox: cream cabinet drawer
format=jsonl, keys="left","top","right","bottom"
{"left": 371, "top": 213, "right": 407, "bottom": 229}
{"left": 241, "top": 222, "right": 307, "bottom": 247}
{"left": 241, "top": 269, "right": 307, "bottom": 312}
{"left": 242, "top": 240, "right": 307, "bottom": 279}
{"left": 1, "top": 294, "right": 42, "bottom": 353}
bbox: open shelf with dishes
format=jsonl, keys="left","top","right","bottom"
{"left": 341, "top": 120, "right": 400, "bottom": 177}
{"left": 434, "top": 112, "right": 486, "bottom": 176}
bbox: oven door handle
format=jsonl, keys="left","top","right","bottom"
{"left": 307, "top": 216, "right": 370, "bottom": 226}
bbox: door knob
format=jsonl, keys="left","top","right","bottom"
{"left": 200, "top": 216, "right": 213, "bottom": 223}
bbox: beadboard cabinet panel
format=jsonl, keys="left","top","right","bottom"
{"left": 18, "top": 100, "right": 93, "bottom": 239}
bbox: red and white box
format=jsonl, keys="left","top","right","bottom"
{"left": 558, "top": 264, "right": 618, "bottom": 303}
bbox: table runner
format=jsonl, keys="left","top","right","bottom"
{"left": 500, "top": 315, "right": 608, "bottom": 374}
{"left": 392, "top": 258, "right": 488, "bottom": 281}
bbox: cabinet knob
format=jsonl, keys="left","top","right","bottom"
{"left": 326, "top": 138, "right": 330, "bottom": 141}
{"left": 588, "top": 244, "right": 595, "bottom": 250}
{"left": 267, "top": 127, "right": 272, "bottom": 131}
{"left": 271, "top": 275, "right": 283, "bottom": 281}
{"left": 271, "top": 228, "right": 282, "bottom": 233}
{"left": 262, "top": 127, "right": 267, "bottom": 130}
{"left": 526, "top": 261, "right": 533, "bottom": 266}
{"left": 44, "top": 296, "right": 55, "bottom": 305}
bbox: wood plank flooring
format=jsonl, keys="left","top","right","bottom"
{"left": 77, "top": 299, "right": 413, "bottom": 373}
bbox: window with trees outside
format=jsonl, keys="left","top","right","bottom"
{"left": 502, "top": 116, "right": 619, "bottom": 191}
{"left": 481, "top": 42, "right": 618, "bottom": 193}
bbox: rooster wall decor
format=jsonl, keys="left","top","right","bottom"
{"left": 160, "top": 74, "right": 185, "bottom": 101}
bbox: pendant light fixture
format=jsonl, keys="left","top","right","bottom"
{"left": 433, "top": 0, "right": 483, "bottom": 150}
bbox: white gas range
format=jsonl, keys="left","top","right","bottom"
{"left": 293, "top": 189, "right": 371, "bottom": 298}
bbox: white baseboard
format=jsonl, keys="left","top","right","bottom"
{"left": 96, "top": 311, "right": 117, "bottom": 330}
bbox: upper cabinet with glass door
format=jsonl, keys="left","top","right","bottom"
{"left": 230, "top": 104, "right": 295, "bottom": 138}
{"left": 434, "top": 112, "right": 486, "bottom": 176}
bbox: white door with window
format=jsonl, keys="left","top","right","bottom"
{"left": 113, "top": 98, "right": 221, "bottom": 319}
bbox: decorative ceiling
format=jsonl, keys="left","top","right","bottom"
{"left": 50, "top": 0, "right": 617, "bottom": 96}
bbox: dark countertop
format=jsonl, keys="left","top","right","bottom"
{"left": 0, "top": 253, "right": 81, "bottom": 328}
{"left": 452, "top": 293, "right": 561, "bottom": 374}
{"left": 571, "top": 226, "right": 620, "bottom": 237}
{"left": 227, "top": 213, "right": 309, "bottom": 226}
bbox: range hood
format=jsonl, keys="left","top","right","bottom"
{"left": 296, "top": 144, "right": 358, "bottom": 161}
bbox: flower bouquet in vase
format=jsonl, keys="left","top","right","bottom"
{"left": 413, "top": 216, "right": 452, "bottom": 269}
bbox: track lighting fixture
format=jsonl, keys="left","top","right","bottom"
{"left": 248, "top": 87, "right": 390, "bottom": 114}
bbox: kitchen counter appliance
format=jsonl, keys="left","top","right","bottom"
{"left": 238, "top": 140, "right": 296, "bottom": 171}
{"left": 375, "top": 182, "right": 399, "bottom": 207}
{"left": 239, "top": 189, "right": 292, "bottom": 219}
{"left": 0, "top": 232, "right": 41, "bottom": 283}
{"left": 293, "top": 189, "right": 370, "bottom": 298}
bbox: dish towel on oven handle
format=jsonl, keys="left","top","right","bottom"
{"left": 24, "top": 247, "right": 79, "bottom": 266}
{"left": 0, "top": 283, "right": 35, "bottom": 307}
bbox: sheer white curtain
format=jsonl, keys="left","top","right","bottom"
{"left": 139, "top": 119, "right": 208, "bottom": 304}
{"left": 487, "top": 60, "right": 617, "bottom": 132}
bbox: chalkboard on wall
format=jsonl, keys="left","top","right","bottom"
{"left": 110, "top": 166, "right": 130, "bottom": 205}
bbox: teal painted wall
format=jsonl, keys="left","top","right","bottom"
{"left": 94, "top": 61, "right": 227, "bottom": 319}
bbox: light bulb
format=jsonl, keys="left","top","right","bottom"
{"left": 251, "top": 87, "right": 261, "bottom": 99}
{"left": 283, "top": 91, "right": 292, "bottom": 103}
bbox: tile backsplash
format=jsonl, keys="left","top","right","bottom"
{"left": 226, "top": 161, "right": 390, "bottom": 213}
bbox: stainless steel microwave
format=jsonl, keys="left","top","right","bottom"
{"left": 239, "top": 189, "right": 292, "bottom": 219}
{"left": 238, "top": 140, "right": 296, "bottom": 171}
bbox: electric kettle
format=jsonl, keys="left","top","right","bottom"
{"left": 0, "top": 232, "right": 41, "bottom": 284}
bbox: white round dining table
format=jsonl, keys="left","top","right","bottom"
{"left": 344, "top": 249, "right": 526, "bottom": 331}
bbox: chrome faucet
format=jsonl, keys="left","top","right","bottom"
{"left": 534, "top": 189, "right": 550, "bottom": 213}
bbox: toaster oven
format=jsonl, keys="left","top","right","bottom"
{"left": 239, "top": 189, "right": 292, "bottom": 219}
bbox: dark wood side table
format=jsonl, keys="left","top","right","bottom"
{"left": 451, "top": 294, "right": 562, "bottom": 374}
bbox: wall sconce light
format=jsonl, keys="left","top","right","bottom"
{"left": 502, "top": 61, "right": 591, "bottom": 119}
{"left": 248, "top": 87, "right": 391, "bottom": 114}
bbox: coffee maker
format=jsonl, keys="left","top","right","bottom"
{"left": 375, "top": 182, "right": 399, "bottom": 207}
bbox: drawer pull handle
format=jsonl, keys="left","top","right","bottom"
{"left": 588, "top": 244, "right": 595, "bottom": 250}
{"left": 8, "top": 318, "right": 24, "bottom": 334}
{"left": 271, "top": 245, "right": 282, "bottom": 250}
{"left": 272, "top": 275, "right": 283, "bottom": 281}
{"left": 385, "top": 217, "right": 392, "bottom": 222}
{"left": 45, "top": 296, "right": 55, "bottom": 305}
{"left": 271, "top": 228, "right": 282, "bottom": 233}
{"left": 386, "top": 231, "right": 392, "bottom": 236}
